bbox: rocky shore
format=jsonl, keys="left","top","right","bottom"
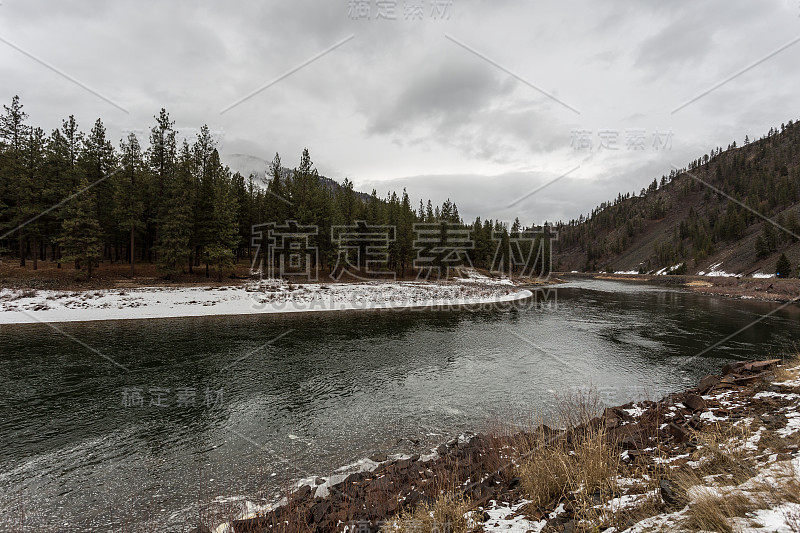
{"left": 219, "top": 356, "right": 800, "bottom": 533}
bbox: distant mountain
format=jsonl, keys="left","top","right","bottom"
{"left": 554, "top": 119, "right": 800, "bottom": 278}
{"left": 222, "top": 153, "right": 372, "bottom": 201}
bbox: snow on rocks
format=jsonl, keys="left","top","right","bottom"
{"left": 482, "top": 500, "right": 546, "bottom": 533}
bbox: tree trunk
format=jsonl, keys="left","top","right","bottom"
{"left": 19, "top": 235, "right": 25, "bottom": 266}
{"left": 32, "top": 234, "right": 38, "bottom": 270}
{"left": 130, "top": 225, "right": 135, "bottom": 277}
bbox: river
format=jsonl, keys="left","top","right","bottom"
{"left": 1, "top": 279, "right": 799, "bottom": 531}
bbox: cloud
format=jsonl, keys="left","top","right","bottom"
{"left": 2, "top": 0, "right": 800, "bottom": 226}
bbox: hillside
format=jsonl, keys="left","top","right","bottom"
{"left": 555, "top": 119, "right": 800, "bottom": 278}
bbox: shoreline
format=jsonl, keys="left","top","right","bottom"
{"left": 220, "top": 355, "right": 800, "bottom": 533}
{"left": 0, "top": 279, "right": 538, "bottom": 325}
{"left": 558, "top": 272, "right": 800, "bottom": 303}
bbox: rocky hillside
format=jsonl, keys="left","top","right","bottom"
{"left": 554, "top": 119, "right": 800, "bottom": 278}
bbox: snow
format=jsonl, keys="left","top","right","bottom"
{"left": 613, "top": 270, "right": 639, "bottom": 275}
{"left": 654, "top": 263, "right": 683, "bottom": 275}
{"left": 483, "top": 500, "right": 546, "bottom": 533}
{"left": 0, "top": 281, "right": 533, "bottom": 324}
{"left": 778, "top": 412, "right": 800, "bottom": 437}
{"left": 623, "top": 404, "right": 645, "bottom": 418}
{"left": 700, "top": 261, "right": 741, "bottom": 277}
{"left": 752, "top": 272, "right": 776, "bottom": 279}
{"left": 700, "top": 410, "right": 728, "bottom": 422}
{"left": 737, "top": 503, "right": 800, "bottom": 532}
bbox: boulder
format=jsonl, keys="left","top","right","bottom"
{"left": 721, "top": 361, "right": 747, "bottom": 375}
{"left": 742, "top": 359, "right": 781, "bottom": 373}
{"left": 698, "top": 374, "right": 720, "bottom": 394}
{"left": 667, "top": 422, "right": 689, "bottom": 443}
{"left": 659, "top": 479, "right": 682, "bottom": 508}
{"left": 683, "top": 394, "right": 707, "bottom": 412}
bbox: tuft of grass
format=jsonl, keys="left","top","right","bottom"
{"left": 683, "top": 487, "right": 756, "bottom": 533}
{"left": 775, "top": 353, "right": 800, "bottom": 384}
{"left": 689, "top": 421, "right": 758, "bottom": 485}
{"left": 516, "top": 395, "right": 621, "bottom": 519}
{"left": 380, "top": 493, "right": 478, "bottom": 533}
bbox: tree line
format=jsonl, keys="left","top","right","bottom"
{"left": 0, "top": 96, "right": 553, "bottom": 281}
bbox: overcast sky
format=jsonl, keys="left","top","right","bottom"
{"left": 2, "top": 0, "right": 799, "bottom": 225}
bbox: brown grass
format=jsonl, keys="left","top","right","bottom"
{"left": 380, "top": 493, "right": 478, "bottom": 533}
{"left": 515, "top": 389, "right": 640, "bottom": 530}
{"left": 688, "top": 421, "right": 758, "bottom": 485}
{"left": 775, "top": 353, "right": 800, "bottom": 383}
{"left": 683, "top": 487, "right": 756, "bottom": 533}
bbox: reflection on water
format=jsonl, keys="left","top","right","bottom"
{"left": 1, "top": 279, "right": 799, "bottom": 530}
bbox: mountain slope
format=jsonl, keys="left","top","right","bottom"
{"left": 555, "top": 119, "right": 800, "bottom": 277}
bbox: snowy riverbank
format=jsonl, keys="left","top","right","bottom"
{"left": 0, "top": 276, "right": 533, "bottom": 324}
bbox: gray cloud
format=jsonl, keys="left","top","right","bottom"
{"left": 1, "top": 0, "right": 799, "bottom": 225}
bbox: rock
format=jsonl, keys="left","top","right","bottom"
{"left": 315, "top": 477, "right": 325, "bottom": 485}
{"left": 742, "top": 359, "right": 781, "bottom": 373}
{"left": 482, "top": 511, "right": 491, "bottom": 522}
{"left": 698, "top": 374, "right": 720, "bottom": 394}
{"left": 508, "top": 476, "right": 521, "bottom": 490}
{"left": 309, "top": 500, "right": 331, "bottom": 524}
{"left": 367, "top": 476, "right": 394, "bottom": 493}
{"left": 659, "top": 479, "right": 681, "bottom": 507}
{"left": 667, "top": 422, "right": 689, "bottom": 443}
{"left": 683, "top": 394, "right": 707, "bottom": 412}
{"left": 295, "top": 484, "right": 312, "bottom": 499}
{"left": 370, "top": 452, "right": 388, "bottom": 463}
{"left": 721, "top": 361, "right": 747, "bottom": 375}
{"left": 436, "top": 444, "right": 448, "bottom": 455}
{"left": 189, "top": 526, "right": 212, "bottom": 533}
{"left": 405, "top": 490, "right": 421, "bottom": 506}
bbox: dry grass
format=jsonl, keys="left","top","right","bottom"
{"left": 379, "top": 493, "right": 478, "bottom": 533}
{"left": 515, "top": 389, "right": 639, "bottom": 530}
{"left": 775, "top": 352, "right": 800, "bottom": 383}
{"left": 683, "top": 486, "right": 756, "bottom": 533}
{"left": 753, "top": 458, "right": 800, "bottom": 508}
{"left": 688, "top": 421, "right": 758, "bottom": 485}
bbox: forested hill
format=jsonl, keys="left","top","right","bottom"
{"left": 554, "top": 118, "right": 800, "bottom": 277}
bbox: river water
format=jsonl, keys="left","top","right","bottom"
{"left": 1, "top": 279, "right": 799, "bottom": 531}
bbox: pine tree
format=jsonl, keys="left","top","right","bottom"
{"left": 205, "top": 166, "right": 239, "bottom": 281}
{"left": 776, "top": 253, "right": 792, "bottom": 278}
{"left": 147, "top": 109, "right": 177, "bottom": 265}
{"left": 398, "top": 189, "right": 414, "bottom": 276}
{"left": 0, "top": 95, "right": 30, "bottom": 265}
{"left": 266, "top": 152, "right": 289, "bottom": 224}
{"left": 22, "top": 127, "right": 46, "bottom": 269}
{"left": 154, "top": 142, "right": 192, "bottom": 274}
{"left": 114, "top": 132, "right": 147, "bottom": 276}
{"left": 80, "top": 118, "right": 117, "bottom": 260}
{"left": 59, "top": 177, "right": 102, "bottom": 278}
